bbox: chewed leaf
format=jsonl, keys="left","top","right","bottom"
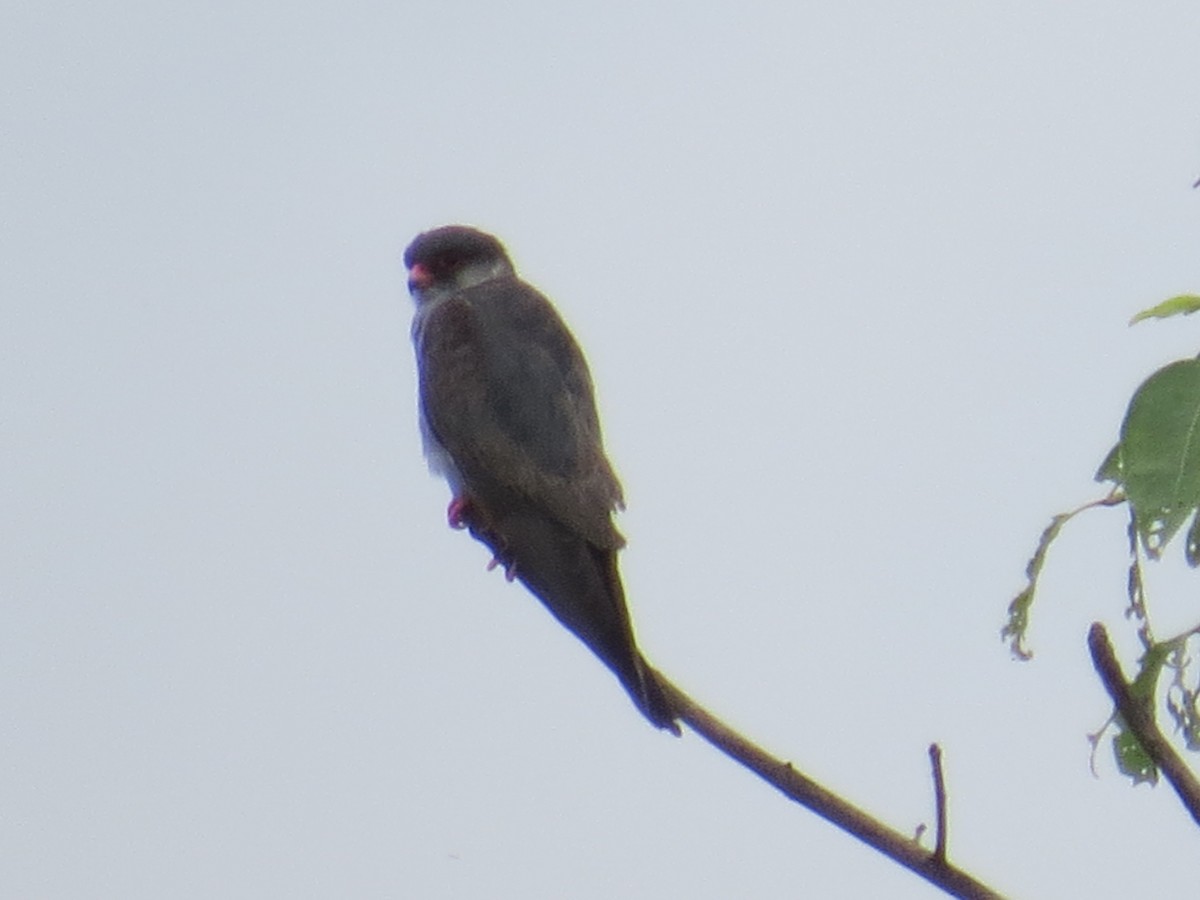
{"left": 1130, "top": 295, "right": 1200, "bottom": 325}
{"left": 1002, "top": 511, "right": 1076, "bottom": 659}
{"left": 1119, "top": 358, "right": 1200, "bottom": 556}
{"left": 1002, "top": 494, "right": 1126, "bottom": 658}
{"left": 1187, "top": 514, "right": 1200, "bottom": 567}
{"left": 1113, "top": 726, "right": 1158, "bottom": 785}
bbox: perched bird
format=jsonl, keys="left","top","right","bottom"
{"left": 404, "top": 225, "right": 679, "bottom": 734}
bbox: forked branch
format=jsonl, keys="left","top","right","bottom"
{"left": 654, "top": 672, "right": 1005, "bottom": 899}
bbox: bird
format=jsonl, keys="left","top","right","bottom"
{"left": 404, "top": 225, "right": 679, "bottom": 734}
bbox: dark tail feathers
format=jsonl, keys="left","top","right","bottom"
{"left": 628, "top": 656, "right": 681, "bottom": 736}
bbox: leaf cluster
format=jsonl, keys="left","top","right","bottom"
{"left": 1005, "top": 298, "right": 1200, "bottom": 784}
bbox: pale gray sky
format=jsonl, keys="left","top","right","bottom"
{"left": 4, "top": 2, "right": 1200, "bottom": 897}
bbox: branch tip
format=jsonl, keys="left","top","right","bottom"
{"left": 929, "top": 743, "right": 948, "bottom": 864}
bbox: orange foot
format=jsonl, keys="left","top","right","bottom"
{"left": 446, "top": 496, "right": 472, "bottom": 530}
{"left": 487, "top": 555, "right": 518, "bottom": 582}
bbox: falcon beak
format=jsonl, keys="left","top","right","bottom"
{"left": 407, "top": 262, "right": 434, "bottom": 294}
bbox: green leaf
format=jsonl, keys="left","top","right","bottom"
{"left": 1128, "top": 641, "right": 1172, "bottom": 703}
{"left": 1187, "top": 514, "right": 1200, "bottom": 567}
{"left": 1166, "top": 689, "right": 1200, "bottom": 752}
{"left": 1095, "top": 442, "right": 1122, "bottom": 484}
{"left": 1158, "top": 633, "right": 1200, "bottom": 750}
{"left": 1130, "top": 294, "right": 1200, "bottom": 325}
{"left": 1126, "top": 551, "right": 1148, "bottom": 627}
{"left": 1001, "top": 586, "right": 1035, "bottom": 660}
{"left": 1118, "top": 358, "right": 1200, "bottom": 557}
{"left": 1003, "top": 495, "right": 1127, "bottom": 658}
{"left": 1112, "top": 726, "right": 1158, "bottom": 785}
{"left": 1002, "top": 512, "right": 1074, "bottom": 659}
{"left": 1111, "top": 641, "right": 1168, "bottom": 787}
{"left": 1166, "top": 639, "right": 1200, "bottom": 751}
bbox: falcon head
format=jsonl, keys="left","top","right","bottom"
{"left": 404, "top": 226, "right": 514, "bottom": 304}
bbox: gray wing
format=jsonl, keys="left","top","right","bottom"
{"left": 415, "top": 277, "right": 624, "bottom": 550}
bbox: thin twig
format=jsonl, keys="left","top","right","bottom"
{"left": 654, "top": 671, "right": 1006, "bottom": 900}
{"left": 929, "top": 743, "right": 948, "bottom": 864}
{"left": 1087, "top": 622, "right": 1200, "bottom": 827}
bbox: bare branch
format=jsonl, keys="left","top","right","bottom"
{"left": 655, "top": 672, "right": 1006, "bottom": 900}
{"left": 1087, "top": 622, "right": 1200, "bottom": 826}
{"left": 929, "top": 743, "right": 948, "bottom": 865}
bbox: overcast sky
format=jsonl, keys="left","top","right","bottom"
{"left": 5, "top": 2, "right": 1200, "bottom": 897}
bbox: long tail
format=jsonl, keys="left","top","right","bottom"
{"left": 628, "top": 653, "right": 681, "bottom": 735}
{"left": 466, "top": 508, "right": 681, "bottom": 734}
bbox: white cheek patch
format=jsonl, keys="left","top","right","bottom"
{"left": 454, "top": 259, "right": 510, "bottom": 290}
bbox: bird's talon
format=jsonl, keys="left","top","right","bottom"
{"left": 447, "top": 496, "right": 471, "bottom": 530}
{"left": 486, "top": 555, "right": 517, "bottom": 581}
